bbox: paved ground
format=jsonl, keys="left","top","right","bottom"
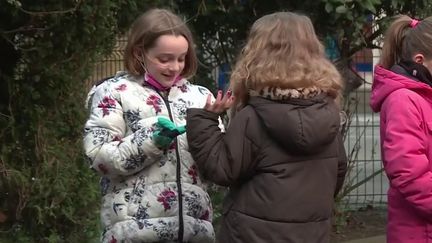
{"left": 343, "top": 235, "right": 385, "bottom": 243}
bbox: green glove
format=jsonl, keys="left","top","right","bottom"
{"left": 152, "top": 117, "right": 186, "bottom": 148}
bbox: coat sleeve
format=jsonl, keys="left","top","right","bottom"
{"left": 334, "top": 133, "right": 347, "bottom": 197}
{"left": 382, "top": 91, "right": 432, "bottom": 219}
{"left": 83, "top": 83, "right": 163, "bottom": 179}
{"left": 186, "top": 108, "right": 258, "bottom": 186}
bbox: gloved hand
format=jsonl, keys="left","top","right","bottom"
{"left": 152, "top": 117, "right": 186, "bottom": 148}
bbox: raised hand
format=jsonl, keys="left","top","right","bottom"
{"left": 204, "top": 90, "right": 235, "bottom": 114}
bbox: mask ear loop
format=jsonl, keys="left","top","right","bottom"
{"left": 138, "top": 52, "right": 165, "bottom": 90}
{"left": 138, "top": 56, "right": 154, "bottom": 86}
{"left": 138, "top": 52, "right": 149, "bottom": 74}
{"left": 133, "top": 46, "right": 149, "bottom": 74}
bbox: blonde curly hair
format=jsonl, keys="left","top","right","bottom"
{"left": 230, "top": 11, "right": 343, "bottom": 110}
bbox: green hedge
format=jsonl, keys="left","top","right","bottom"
{"left": 0, "top": 1, "right": 169, "bottom": 241}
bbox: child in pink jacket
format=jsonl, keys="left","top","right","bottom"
{"left": 370, "top": 15, "right": 432, "bottom": 242}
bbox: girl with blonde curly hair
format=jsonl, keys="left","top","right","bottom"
{"left": 186, "top": 11, "right": 347, "bottom": 242}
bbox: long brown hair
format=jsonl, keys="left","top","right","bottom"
{"left": 379, "top": 15, "right": 432, "bottom": 69}
{"left": 124, "top": 9, "right": 197, "bottom": 78}
{"left": 230, "top": 11, "right": 343, "bottom": 111}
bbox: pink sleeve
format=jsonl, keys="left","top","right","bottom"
{"left": 383, "top": 91, "right": 432, "bottom": 219}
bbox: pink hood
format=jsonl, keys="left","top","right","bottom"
{"left": 370, "top": 65, "right": 432, "bottom": 112}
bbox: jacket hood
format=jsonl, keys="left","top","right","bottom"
{"left": 248, "top": 94, "right": 340, "bottom": 154}
{"left": 370, "top": 65, "right": 432, "bottom": 112}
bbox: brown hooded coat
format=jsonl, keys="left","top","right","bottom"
{"left": 186, "top": 93, "right": 347, "bottom": 243}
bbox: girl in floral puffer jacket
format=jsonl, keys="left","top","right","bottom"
{"left": 83, "top": 9, "right": 217, "bottom": 243}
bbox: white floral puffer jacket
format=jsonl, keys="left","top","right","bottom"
{"left": 83, "top": 71, "right": 216, "bottom": 243}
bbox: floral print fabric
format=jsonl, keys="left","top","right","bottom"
{"left": 83, "top": 72, "right": 216, "bottom": 242}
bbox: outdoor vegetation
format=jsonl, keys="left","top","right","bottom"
{"left": 1, "top": 0, "right": 432, "bottom": 242}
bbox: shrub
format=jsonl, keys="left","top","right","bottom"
{"left": 0, "top": 1, "right": 168, "bottom": 241}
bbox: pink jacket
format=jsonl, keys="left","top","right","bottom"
{"left": 370, "top": 65, "right": 432, "bottom": 243}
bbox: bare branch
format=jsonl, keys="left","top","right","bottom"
{"left": 347, "top": 23, "right": 385, "bottom": 57}
{"left": 0, "top": 33, "right": 38, "bottom": 52}
{"left": 1, "top": 26, "right": 47, "bottom": 34}
{"left": 18, "top": 0, "right": 83, "bottom": 16}
{"left": 216, "top": 31, "right": 231, "bottom": 65}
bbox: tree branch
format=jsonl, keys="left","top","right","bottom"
{"left": 216, "top": 30, "right": 231, "bottom": 64}
{"left": 18, "top": 0, "right": 83, "bottom": 16}
{"left": 0, "top": 33, "right": 38, "bottom": 52}
{"left": 347, "top": 21, "right": 385, "bottom": 57}
{"left": 1, "top": 26, "right": 47, "bottom": 34}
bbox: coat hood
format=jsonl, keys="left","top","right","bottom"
{"left": 248, "top": 94, "right": 340, "bottom": 154}
{"left": 370, "top": 65, "right": 432, "bottom": 112}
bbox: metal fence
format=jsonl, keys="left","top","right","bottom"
{"left": 342, "top": 48, "right": 386, "bottom": 209}
{"left": 89, "top": 39, "right": 387, "bottom": 209}
{"left": 88, "top": 37, "right": 128, "bottom": 86}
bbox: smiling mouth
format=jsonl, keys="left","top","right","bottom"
{"left": 162, "top": 74, "right": 176, "bottom": 79}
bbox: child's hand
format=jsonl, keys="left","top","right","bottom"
{"left": 204, "top": 90, "right": 235, "bottom": 114}
{"left": 152, "top": 117, "right": 186, "bottom": 148}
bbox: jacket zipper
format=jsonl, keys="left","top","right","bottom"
{"left": 158, "top": 91, "right": 184, "bottom": 243}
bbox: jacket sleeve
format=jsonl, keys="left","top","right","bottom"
{"left": 383, "top": 92, "right": 432, "bottom": 219}
{"left": 186, "top": 108, "right": 258, "bottom": 186}
{"left": 334, "top": 133, "right": 347, "bottom": 197}
{"left": 83, "top": 83, "right": 163, "bottom": 179}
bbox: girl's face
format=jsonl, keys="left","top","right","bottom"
{"left": 144, "top": 34, "right": 188, "bottom": 87}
